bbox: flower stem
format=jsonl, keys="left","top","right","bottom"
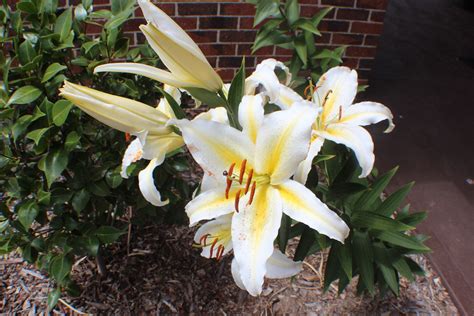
{"left": 218, "top": 89, "right": 241, "bottom": 130}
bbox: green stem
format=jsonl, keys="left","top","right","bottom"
{"left": 217, "top": 89, "right": 240, "bottom": 129}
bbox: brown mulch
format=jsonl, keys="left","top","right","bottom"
{"left": 1, "top": 225, "right": 458, "bottom": 315}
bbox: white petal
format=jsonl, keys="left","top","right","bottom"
{"left": 140, "top": 133, "right": 183, "bottom": 160}
{"left": 200, "top": 173, "right": 221, "bottom": 192}
{"left": 175, "top": 118, "right": 255, "bottom": 180}
{"left": 231, "top": 185, "right": 282, "bottom": 296}
{"left": 245, "top": 64, "right": 281, "bottom": 102}
{"left": 257, "top": 58, "right": 292, "bottom": 85}
{"left": 195, "top": 107, "right": 229, "bottom": 125}
{"left": 317, "top": 123, "right": 374, "bottom": 178}
{"left": 138, "top": 157, "right": 169, "bottom": 206}
{"left": 194, "top": 214, "right": 233, "bottom": 258}
{"left": 340, "top": 101, "right": 395, "bottom": 133}
{"left": 278, "top": 180, "right": 350, "bottom": 243}
{"left": 315, "top": 66, "right": 358, "bottom": 124}
{"left": 231, "top": 259, "right": 246, "bottom": 290}
{"left": 94, "top": 63, "right": 192, "bottom": 88}
{"left": 294, "top": 136, "right": 324, "bottom": 184}
{"left": 266, "top": 249, "right": 302, "bottom": 279}
{"left": 121, "top": 138, "right": 143, "bottom": 178}
{"left": 255, "top": 105, "right": 317, "bottom": 184}
{"left": 274, "top": 85, "right": 304, "bottom": 110}
{"left": 185, "top": 187, "right": 239, "bottom": 226}
{"left": 238, "top": 94, "right": 265, "bottom": 143}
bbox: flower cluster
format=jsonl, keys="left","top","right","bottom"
{"left": 60, "top": 0, "right": 394, "bottom": 296}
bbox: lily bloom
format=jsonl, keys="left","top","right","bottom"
{"left": 176, "top": 100, "right": 349, "bottom": 296}
{"left": 193, "top": 214, "right": 303, "bottom": 288}
{"left": 245, "top": 58, "right": 292, "bottom": 102}
{"left": 94, "top": 0, "right": 223, "bottom": 92}
{"left": 274, "top": 67, "right": 395, "bottom": 183}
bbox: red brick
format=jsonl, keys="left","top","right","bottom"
{"left": 336, "top": 8, "right": 369, "bottom": 20}
{"left": 357, "top": 69, "right": 371, "bottom": 79}
{"left": 356, "top": 0, "right": 388, "bottom": 9}
{"left": 207, "top": 57, "right": 217, "bottom": 68}
{"left": 199, "top": 44, "right": 236, "bottom": 56}
{"left": 370, "top": 11, "right": 386, "bottom": 22}
{"left": 178, "top": 3, "right": 218, "bottom": 16}
{"left": 216, "top": 69, "right": 235, "bottom": 82}
{"left": 301, "top": 6, "right": 336, "bottom": 18}
{"left": 136, "top": 3, "right": 175, "bottom": 16}
{"left": 239, "top": 17, "right": 254, "bottom": 29}
{"left": 321, "top": 0, "right": 355, "bottom": 7}
{"left": 85, "top": 23, "right": 104, "bottom": 35}
{"left": 257, "top": 55, "right": 292, "bottom": 63}
{"left": 220, "top": 3, "right": 255, "bottom": 16}
{"left": 345, "top": 46, "right": 376, "bottom": 57}
{"left": 319, "top": 32, "right": 332, "bottom": 44}
{"left": 219, "top": 56, "right": 255, "bottom": 68}
{"left": 188, "top": 31, "right": 218, "bottom": 43}
{"left": 123, "top": 18, "right": 146, "bottom": 32}
{"left": 364, "top": 35, "right": 380, "bottom": 46}
{"left": 238, "top": 44, "right": 273, "bottom": 55}
{"left": 320, "top": 20, "right": 350, "bottom": 32}
{"left": 332, "top": 33, "right": 364, "bottom": 45}
{"left": 199, "top": 17, "right": 238, "bottom": 29}
{"left": 351, "top": 21, "right": 383, "bottom": 34}
{"left": 220, "top": 31, "right": 256, "bottom": 43}
{"left": 275, "top": 47, "right": 293, "bottom": 56}
{"left": 358, "top": 58, "right": 373, "bottom": 69}
{"left": 342, "top": 57, "right": 359, "bottom": 68}
{"left": 174, "top": 17, "right": 198, "bottom": 30}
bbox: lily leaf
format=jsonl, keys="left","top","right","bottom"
{"left": 41, "top": 63, "right": 67, "bottom": 83}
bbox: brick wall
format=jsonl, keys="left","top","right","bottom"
{"left": 69, "top": 0, "right": 388, "bottom": 83}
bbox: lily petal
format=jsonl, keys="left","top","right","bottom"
{"left": 176, "top": 118, "right": 255, "bottom": 180}
{"left": 138, "top": 157, "right": 169, "bottom": 206}
{"left": 340, "top": 101, "right": 395, "bottom": 133}
{"left": 316, "top": 123, "right": 374, "bottom": 178}
{"left": 266, "top": 249, "right": 302, "bottom": 279}
{"left": 245, "top": 62, "right": 282, "bottom": 102}
{"left": 157, "top": 85, "right": 182, "bottom": 119}
{"left": 194, "top": 214, "right": 233, "bottom": 259}
{"left": 231, "top": 258, "right": 246, "bottom": 291}
{"left": 294, "top": 136, "right": 324, "bottom": 184}
{"left": 257, "top": 58, "right": 292, "bottom": 85}
{"left": 255, "top": 105, "right": 316, "bottom": 184}
{"left": 274, "top": 85, "right": 304, "bottom": 110}
{"left": 94, "top": 63, "right": 193, "bottom": 89}
{"left": 315, "top": 66, "right": 358, "bottom": 123}
{"left": 195, "top": 107, "right": 229, "bottom": 125}
{"left": 278, "top": 179, "right": 350, "bottom": 243}
{"left": 121, "top": 138, "right": 144, "bottom": 178}
{"left": 238, "top": 94, "right": 265, "bottom": 143}
{"left": 231, "top": 185, "right": 282, "bottom": 296}
{"left": 141, "top": 133, "right": 184, "bottom": 160}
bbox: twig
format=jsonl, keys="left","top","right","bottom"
{"left": 59, "top": 298, "right": 92, "bottom": 315}
{"left": 20, "top": 268, "right": 45, "bottom": 279}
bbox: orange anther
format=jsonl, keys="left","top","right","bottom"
{"left": 234, "top": 189, "right": 242, "bottom": 213}
{"left": 248, "top": 181, "right": 256, "bottom": 205}
{"left": 209, "top": 238, "right": 218, "bottom": 258}
{"left": 125, "top": 133, "right": 131, "bottom": 142}
{"left": 199, "top": 233, "right": 210, "bottom": 246}
{"left": 338, "top": 106, "right": 342, "bottom": 121}
{"left": 244, "top": 169, "right": 254, "bottom": 194}
{"left": 239, "top": 159, "right": 247, "bottom": 184}
{"left": 216, "top": 245, "right": 225, "bottom": 261}
{"left": 225, "top": 163, "right": 236, "bottom": 199}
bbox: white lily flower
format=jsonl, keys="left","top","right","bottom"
{"left": 60, "top": 81, "right": 184, "bottom": 206}
{"left": 245, "top": 58, "right": 291, "bottom": 102}
{"left": 94, "top": 0, "right": 223, "bottom": 92}
{"left": 293, "top": 66, "right": 394, "bottom": 183}
{"left": 176, "top": 102, "right": 349, "bottom": 296}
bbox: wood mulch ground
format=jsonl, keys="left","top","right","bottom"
{"left": 1, "top": 224, "right": 458, "bottom": 315}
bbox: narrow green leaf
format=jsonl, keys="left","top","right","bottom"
{"left": 285, "top": 0, "right": 300, "bottom": 26}
{"left": 277, "top": 214, "right": 291, "bottom": 252}
{"left": 18, "top": 201, "right": 39, "bottom": 229}
{"left": 351, "top": 211, "right": 414, "bottom": 231}
{"left": 323, "top": 245, "right": 340, "bottom": 291}
{"left": 52, "top": 100, "right": 73, "bottom": 126}
{"left": 7, "top": 86, "right": 42, "bottom": 105}
{"left": 50, "top": 255, "right": 72, "bottom": 284}
{"left": 185, "top": 87, "right": 226, "bottom": 107}
{"left": 293, "top": 19, "right": 321, "bottom": 35}
{"left": 294, "top": 225, "right": 316, "bottom": 261}
{"left": 354, "top": 166, "right": 399, "bottom": 211}
{"left": 54, "top": 8, "right": 73, "bottom": 42}
{"left": 294, "top": 36, "right": 307, "bottom": 67}
{"left": 41, "top": 63, "right": 67, "bottom": 83}
{"left": 398, "top": 211, "right": 428, "bottom": 227}
{"left": 311, "top": 7, "right": 333, "bottom": 27}
{"left": 157, "top": 87, "right": 185, "bottom": 119}
{"left": 95, "top": 226, "right": 125, "bottom": 244}
{"left": 405, "top": 257, "right": 425, "bottom": 276}
{"left": 47, "top": 288, "right": 61, "bottom": 311}
{"left": 352, "top": 230, "right": 374, "bottom": 294}
{"left": 379, "top": 264, "right": 399, "bottom": 295}
{"left": 392, "top": 257, "right": 414, "bottom": 282}
{"left": 335, "top": 242, "right": 352, "bottom": 280}
{"left": 254, "top": 0, "right": 280, "bottom": 26}
{"left": 376, "top": 182, "right": 414, "bottom": 216}
{"left": 26, "top": 127, "right": 51, "bottom": 145}
{"left": 373, "top": 230, "right": 430, "bottom": 252}
{"left": 228, "top": 58, "right": 246, "bottom": 127}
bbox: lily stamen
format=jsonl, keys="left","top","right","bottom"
{"left": 244, "top": 169, "right": 254, "bottom": 194}
{"left": 216, "top": 245, "right": 225, "bottom": 261}
{"left": 338, "top": 106, "right": 343, "bottom": 121}
{"left": 234, "top": 189, "right": 242, "bottom": 213}
{"left": 239, "top": 159, "right": 247, "bottom": 184}
{"left": 209, "top": 238, "right": 219, "bottom": 258}
{"left": 199, "top": 233, "right": 210, "bottom": 246}
{"left": 224, "top": 162, "right": 236, "bottom": 199}
{"left": 248, "top": 181, "right": 256, "bottom": 205}
{"left": 322, "top": 90, "right": 333, "bottom": 107}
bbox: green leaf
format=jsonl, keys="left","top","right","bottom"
{"left": 398, "top": 211, "right": 427, "bottom": 227}
{"left": 285, "top": 0, "right": 300, "bottom": 26}
{"left": 392, "top": 257, "right": 414, "bottom": 282}
{"left": 47, "top": 288, "right": 61, "bottom": 311}
{"left": 351, "top": 211, "right": 414, "bottom": 231}
{"left": 354, "top": 166, "right": 398, "bottom": 211}
{"left": 157, "top": 87, "right": 185, "bottom": 119}
{"left": 26, "top": 127, "right": 51, "bottom": 145}
{"left": 373, "top": 230, "right": 430, "bottom": 252}
{"left": 254, "top": 0, "right": 280, "bottom": 26}
{"left": 52, "top": 100, "right": 73, "bottom": 126}
{"left": 335, "top": 242, "right": 352, "bottom": 280}
{"left": 72, "top": 189, "right": 90, "bottom": 213}
{"left": 311, "top": 7, "right": 333, "bottom": 27}
{"left": 352, "top": 230, "right": 374, "bottom": 295}
{"left": 64, "top": 131, "right": 81, "bottom": 152}
{"left": 82, "top": 41, "right": 101, "bottom": 54}
{"left": 379, "top": 264, "right": 399, "bottom": 295}
{"left": 185, "top": 87, "right": 226, "bottom": 107}
{"left": 95, "top": 226, "right": 125, "bottom": 244}
{"left": 37, "top": 188, "right": 51, "bottom": 205}
{"left": 54, "top": 8, "right": 73, "bottom": 42}
{"left": 17, "top": 1, "right": 38, "bottom": 14}
{"left": 277, "top": 214, "right": 291, "bottom": 252}
{"left": 376, "top": 182, "right": 414, "bottom": 217}
{"left": 294, "top": 225, "right": 316, "bottom": 261}
{"left": 253, "top": 29, "right": 291, "bottom": 53}
{"left": 38, "top": 149, "right": 69, "bottom": 188}
{"left": 111, "top": 0, "right": 135, "bottom": 14}
{"left": 323, "top": 245, "right": 340, "bottom": 291}
{"left": 50, "top": 255, "right": 72, "bottom": 284}
{"left": 89, "top": 181, "right": 111, "bottom": 197}
{"left": 18, "top": 40, "right": 36, "bottom": 65}
{"left": 228, "top": 58, "right": 246, "bottom": 122}
{"left": 293, "top": 19, "right": 321, "bottom": 36}
{"left": 105, "top": 168, "right": 123, "bottom": 189}
{"left": 7, "top": 86, "right": 42, "bottom": 105}
{"left": 294, "top": 36, "right": 307, "bottom": 67}
{"left": 18, "top": 201, "right": 39, "bottom": 229}
{"left": 12, "top": 115, "right": 33, "bottom": 141}
{"left": 41, "top": 63, "right": 67, "bottom": 83}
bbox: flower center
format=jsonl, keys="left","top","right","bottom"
{"left": 195, "top": 230, "right": 231, "bottom": 261}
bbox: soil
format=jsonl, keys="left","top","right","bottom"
{"left": 1, "top": 224, "right": 458, "bottom": 315}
